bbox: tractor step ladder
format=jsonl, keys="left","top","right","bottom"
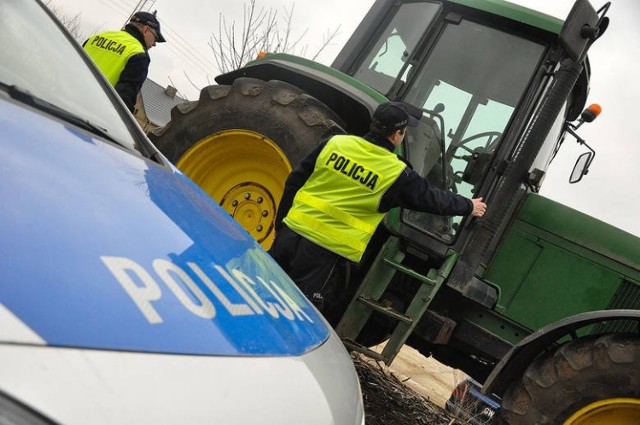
{"left": 337, "top": 236, "right": 458, "bottom": 364}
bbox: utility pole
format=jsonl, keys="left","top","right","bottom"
{"left": 122, "top": 0, "right": 153, "bottom": 29}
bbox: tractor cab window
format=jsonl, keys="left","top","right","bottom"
{"left": 352, "top": 2, "right": 441, "bottom": 95}
{"left": 401, "top": 18, "right": 545, "bottom": 243}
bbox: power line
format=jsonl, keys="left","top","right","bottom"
{"left": 160, "top": 23, "right": 217, "bottom": 73}
{"left": 93, "top": 0, "right": 129, "bottom": 17}
{"left": 122, "top": 0, "right": 147, "bottom": 27}
{"left": 106, "top": 2, "right": 217, "bottom": 78}
{"left": 100, "top": 0, "right": 216, "bottom": 77}
{"left": 109, "top": 0, "right": 136, "bottom": 11}
{"left": 85, "top": 0, "right": 218, "bottom": 86}
{"left": 99, "top": 0, "right": 217, "bottom": 75}
{"left": 164, "top": 26, "right": 216, "bottom": 71}
{"left": 165, "top": 42, "right": 214, "bottom": 78}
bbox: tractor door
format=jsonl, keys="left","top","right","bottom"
{"left": 340, "top": 0, "right": 553, "bottom": 250}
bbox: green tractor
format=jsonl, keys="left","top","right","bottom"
{"left": 151, "top": 0, "right": 640, "bottom": 423}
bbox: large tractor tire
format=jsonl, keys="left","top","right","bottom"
{"left": 498, "top": 334, "right": 640, "bottom": 424}
{"left": 150, "top": 77, "right": 345, "bottom": 249}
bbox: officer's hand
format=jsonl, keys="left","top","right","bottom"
{"left": 471, "top": 197, "right": 487, "bottom": 217}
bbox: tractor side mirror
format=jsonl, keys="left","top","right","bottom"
{"left": 570, "top": 151, "right": 593, "bottom": 183}
{"left": 559, "top": 0, "right": 610, "bottom": 62}
{"left": 565, "top": 104, "right": 599, "bottom": 183}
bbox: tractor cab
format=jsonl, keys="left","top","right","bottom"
{"left": 333, "top": 0, "right": 598, "bottom": 247}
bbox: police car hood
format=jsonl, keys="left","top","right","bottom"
{"left": 0, "top": 98, "right": 330, "bottom": 356}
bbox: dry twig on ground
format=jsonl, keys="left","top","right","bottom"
{"left": 352, "top": 353, "right": 458, "bottom": 425}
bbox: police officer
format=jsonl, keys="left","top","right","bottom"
{"left": 269, "top": 101, "right": 487, "bottom": 316}
{"left": 83, "top": 11, "right": 166, "bottom": 113}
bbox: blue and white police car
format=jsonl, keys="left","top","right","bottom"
{"left": 0, "top": 1, "right": 364, "bottom": 424}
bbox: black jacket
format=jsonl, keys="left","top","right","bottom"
{"left": 83, "top": 25, "right": 150, "bottom": 113}
{"left": 114, "top": 25, "right": 150, "bottom": 113}
{"left": 275, "top": 132, "right": 473, "bottom": 230}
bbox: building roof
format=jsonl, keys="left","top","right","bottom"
{"left": 140, "top": 79, "right": 186, "bottom": 127}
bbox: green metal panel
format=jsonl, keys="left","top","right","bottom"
{"left": 518, "top": 194, "right": 640, "bottom": 273}
{"left": 485, "top": 194, "right": 640, "bottom": 332}
{"left": 501, "top": 239, "right": 621, "bottom": 329}
{"left": 449, "top": 0, "right": 564, "bottom": 34}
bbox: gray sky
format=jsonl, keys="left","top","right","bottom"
{"left": 51, "top": 0, "right": 640, "bottom": 237}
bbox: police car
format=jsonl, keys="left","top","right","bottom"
{"left": 0, "top": 1, "right": 364, "bottom": 424}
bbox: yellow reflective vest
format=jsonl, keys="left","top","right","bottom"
{"left": 284, "top": 135, "right": 406, "bottom": 263}
{"left": 83, "top": 31, "right": 145, "bottom": 87}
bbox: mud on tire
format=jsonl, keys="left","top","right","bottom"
{"left": 151, "top": 77, "right": 344, "bottom": 169}
{"left": 149, "top": 78, "right": 345, "bottom": 248}
{"left": 498, "top": 333, "right": 640, "bottom": 424}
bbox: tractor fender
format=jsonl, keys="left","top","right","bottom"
{"left": 483, "top": 309, "right": 640, "bottom": 397}
{"left": 215, "top": 53, "right": 385, "bottom": 136}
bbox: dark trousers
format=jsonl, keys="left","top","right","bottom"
{"left": 269, "top": 225, "right": 343, "bottom": 312}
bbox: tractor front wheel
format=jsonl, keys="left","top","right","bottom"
{"left": 150, "top": 77, "right": 344, "bottom": 249}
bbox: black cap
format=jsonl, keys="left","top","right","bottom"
{"left": 130, "top": 11, "right": 166, "bottom": 43}
{"left": 372, "top": 101, "right": 419, "bottom": 132}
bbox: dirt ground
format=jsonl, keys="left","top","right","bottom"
{"left": 353, "top": 343, "right": 469, "bottom": 425}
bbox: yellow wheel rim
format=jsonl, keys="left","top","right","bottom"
{"left": 176, "top": 129, "right": 292, "bottom": 249}
{"left": 563, "top": 398, "right": 640, "bottom": 424}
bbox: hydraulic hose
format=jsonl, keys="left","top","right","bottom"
{"left": 447, "top": 58, "right": 585, "bottom": 294}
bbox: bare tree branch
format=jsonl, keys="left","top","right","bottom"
{"left": 311, "top": 25, "right": 342, "bottom": 62}
{"left": 207, "top": 1, "right": 340, "bottom": 75}
{"left": 168, "top": 76, "right": 188, "bottom": 100}
{"left": 44, "top": 0, "right": 85, "bottom": 41}
{"left": 179, "top": 72, "right": 201, "bottom": 97}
